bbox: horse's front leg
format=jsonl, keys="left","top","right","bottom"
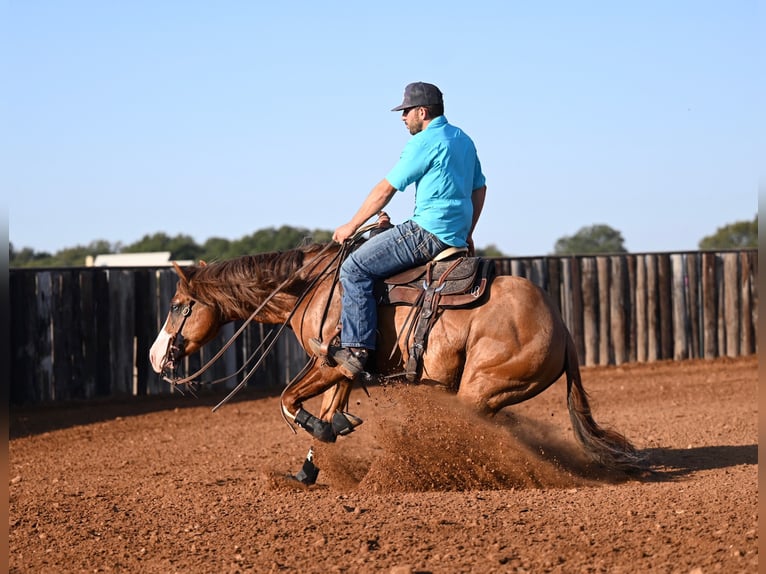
{"left": 281, "top": 364, "right": 363, "bottom": 444}
{"left": 318, "top": 378, "right": 354, "bottom": 420}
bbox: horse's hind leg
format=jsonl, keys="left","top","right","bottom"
{"left": 281, "top": 366, "right": 363, "bottom": 443}
{"left": 457, "top": 376, "right": 556, "bottom": 415}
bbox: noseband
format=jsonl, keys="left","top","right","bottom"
{"left": 161, "top": 300, "right": 195, "bottom": 380}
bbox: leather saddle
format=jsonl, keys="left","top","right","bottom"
{"left": 374, "top": 254, "right": 496, "bottom": 381}
{"left": 377, "top": 255, "right": 495, "bottom": 309}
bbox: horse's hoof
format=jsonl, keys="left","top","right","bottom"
{"left": 294, "top": 408, "right": 337, "bottom": 443}
{"left": 332, "top": 411, "right": 363, "bottom": 437}
{"left": 290, "top": 448, "right": 319, "bottom": 486}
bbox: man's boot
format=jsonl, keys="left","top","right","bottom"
{"left": 309, "top": 338, "right": 368, "bottom": 379}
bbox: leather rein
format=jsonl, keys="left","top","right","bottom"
{"left": 160, "top": 224, "right": 377, "bottom": 409}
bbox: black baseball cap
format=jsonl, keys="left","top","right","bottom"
{"left": 391, "top": 82, "right": 443, "bottom": 111}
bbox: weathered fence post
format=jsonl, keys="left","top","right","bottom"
{"left": 35, "top": 271, "right": 54, "bottom": 401}
{"left": 581, "top": 257, "right": 598, "bottom": 366}
{"left": 657, "top": 254, "right": 673, "bottom": 360}
{"left": 645, "top": 254, "right": 659, "bottom": 362}
{"left": 671, "top": 254, "right": 689, "bottom": 361}
{"left": 610, "top": 255, "right": 628, "bottom": 365}
{"left": 635, "top": 255, "right": 647, "bottom": 362}
{"left": 740, "top": 251, "right": 756, "bottom": 355}
{"left": 701, "top": 252, "right": 718, "bottom": 358}
{"left": 596, "top": 257, "right": 611, "bottom": 366}
{"left": 685, "top": 254, "right": 701, "bottom": 359}
{"left": 722, "top": 252, "right": 741, "bottom": 357}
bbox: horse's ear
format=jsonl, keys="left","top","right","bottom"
{"left": 199, "top": 259, "right": 207, "bottom": 267}
{"left": 172, "top": 261, "right": 190, "bottom": 283}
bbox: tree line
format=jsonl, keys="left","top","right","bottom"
{"left": 9, "top": 216, "right": 757, "bottom": 268}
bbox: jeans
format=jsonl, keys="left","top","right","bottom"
{"left": 340, "top": 219, "right": 449, "bottom": 349}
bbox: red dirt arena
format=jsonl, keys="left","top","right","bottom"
{"left": 10, "top": 355, "right": 757, "bottom": 573}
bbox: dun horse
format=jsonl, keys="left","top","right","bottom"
{"left": 149, "top": 241, "right": 641, "bottom": 478}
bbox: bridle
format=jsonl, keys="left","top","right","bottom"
{"left": 160, "top": 300, "right": 196, "bottom": 381}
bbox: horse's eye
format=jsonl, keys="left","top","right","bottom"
{"left": 170, "top": 303, "right": 180, "bottom": 313}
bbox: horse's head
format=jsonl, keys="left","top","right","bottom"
{"left": 149, "top": 261, "right": 224, "bottom": 378}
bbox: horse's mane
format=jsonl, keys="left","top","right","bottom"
{"left": 176, "top": 242, "right": 337, "bottom": 317}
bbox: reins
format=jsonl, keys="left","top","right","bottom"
{"left": 164, "top": 223, "right": 380, "bottom": 409}
{"left": 165, "top": 240, "right": 340, "bottom": 385}
{"left": 210, "top": 244, "right": 345, "bottom": 412}
{"left": 212, "top": 226, "right": 381, "bottom": 411}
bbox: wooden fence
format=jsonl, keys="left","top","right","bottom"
{"left": 493, "top": 250, "right": 757, "bottom": 366}
{"left": 9, "top": 250, "right": 757, "bottom": 405}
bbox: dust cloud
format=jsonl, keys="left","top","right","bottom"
{"left": 313, "top": 385, "right": 617, "bottom": 492}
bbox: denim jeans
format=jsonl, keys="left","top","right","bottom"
{"left": 339, "top": 219, "right": 449, "bottom": 349}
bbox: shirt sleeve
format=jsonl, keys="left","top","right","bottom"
{"left": 472, "top": 155, "right": 486, "bottom": 190}
{"left": 385, "top": 138, "right": 431, "bottom": 191}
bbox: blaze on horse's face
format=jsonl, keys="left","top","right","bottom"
{"left": 149, "top": 263, "right": 222, "bottom": 376}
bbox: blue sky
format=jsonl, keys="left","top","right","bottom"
{"left": 4, "top": 1, "right": 760, "bottom": 257}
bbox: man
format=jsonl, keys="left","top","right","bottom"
{"left": 311, "top": 81, "right": 487, "bottom": 378}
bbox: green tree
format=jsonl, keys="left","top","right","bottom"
{"left": 200, "top": 237, "right": 234, "bottom": 262}
{"left": 229, "top": 226, "right": 333, "bottom": 256}
{"left": 51, "top": 245, "right": 97, "bottom": 266}
{"left": 698, "top": 216, "right": 757, "bottom": 250}
{"left": 122, "top": 232, "right": 174, "bottom": 253}
{"left": 10, "top": 225, "right": 506, "bottom": 267}
{"left": 309, "top": 229, "right": 334, "bottom": 244}
{"left": 10, "top": 239, "right": 115, "bottom": 267}
{"left": 10, "top": 243, "right": 52, "bottom": 267}
{"left": 167, "top": 235, "right": 204, "bottom": 261}
{"left": 553, "top": 224, "right": 627, "bottom": 255}
{"left": 475, "top": 243, "right": 505, "bottom": 257}
{"left": 123, "top": 233, "right": 203, "bottom": 261}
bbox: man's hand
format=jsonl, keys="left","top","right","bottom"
{"left": 333, "top": 222, "right": 359, "bottom": 244}
{"left": 376, "top": 211, "right": 392, "bottom": 229}
{"left": 466, "top": 236, "right": 476, "bottom": 257}
{"left": 333, "top": 179, "right": 397, "bottom": 244}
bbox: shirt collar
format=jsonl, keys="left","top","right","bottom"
{"left": 426, "top": 115, "right": 448, "bottom": 130}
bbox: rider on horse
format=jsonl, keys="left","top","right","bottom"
{"left": 310, "top": 81, "right": 488, "bottom": 378}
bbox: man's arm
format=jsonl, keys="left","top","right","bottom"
{"left": 466, "top": 185, "right": 487, "bottom": 255}
{"left": 333, "top": 179, "right": 398, "bottom": 244}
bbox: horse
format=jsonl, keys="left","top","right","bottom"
{"left": 149, "top": 241, "right": 642, "bottom": 479}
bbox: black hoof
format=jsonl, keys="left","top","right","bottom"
{"left": 292, "top": 447, "right": 320, "bottom": 485}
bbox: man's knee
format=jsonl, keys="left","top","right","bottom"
{"left": 340, "top": 250, "right": 370, "bottom": 281}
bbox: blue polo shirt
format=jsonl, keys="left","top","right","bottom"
{"left": 385, "top": 115, "right": 486, "bottom": 247}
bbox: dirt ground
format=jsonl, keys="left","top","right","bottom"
{"left": 10, "top": 355, "right": 757, "bottom": 573}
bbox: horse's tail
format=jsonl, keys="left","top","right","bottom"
{"left": 564, "top": 333, "right": 644, "bottom": 472}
